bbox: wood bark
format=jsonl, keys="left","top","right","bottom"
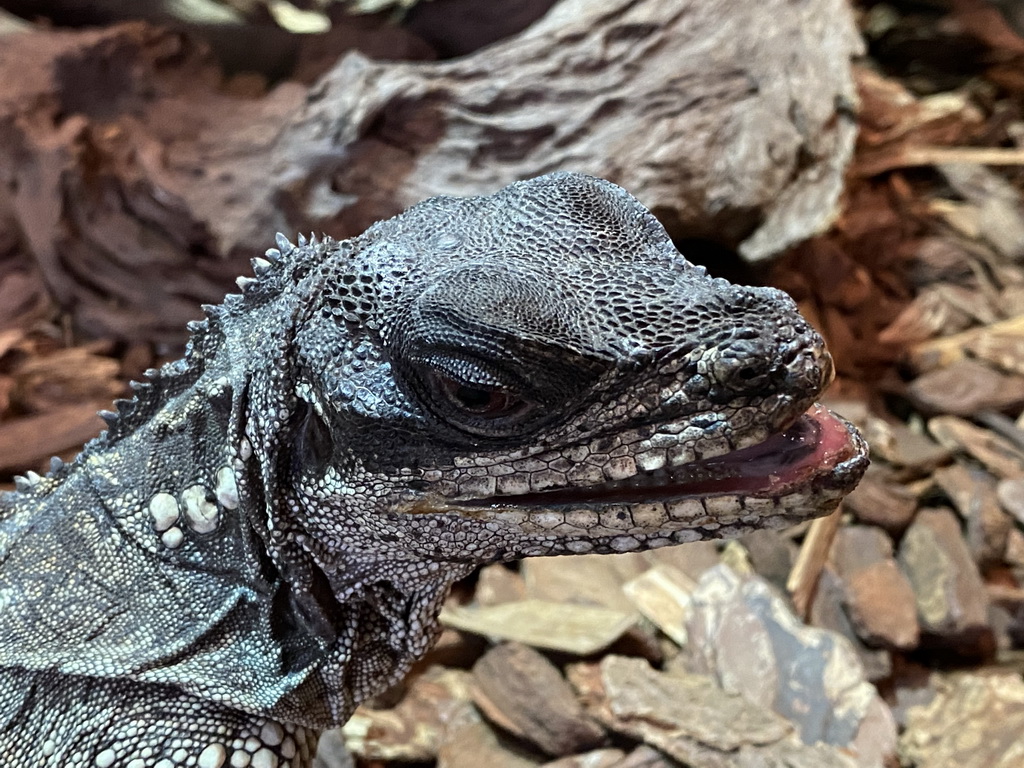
{"left": 0, "top": 0, "right": 862, "bottom": 343}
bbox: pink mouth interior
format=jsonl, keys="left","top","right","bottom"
{"left": 656, "top": 403, "right": 856, "bottom": 497}
{"left": 465, "top": 403, "right": 858, "bottom": 507}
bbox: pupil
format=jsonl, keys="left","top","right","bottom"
{"left": 456, "top": 385, "right": 496, "bottom": 411}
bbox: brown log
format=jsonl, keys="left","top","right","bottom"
{"left": 0, "top": 0, "right": 861, "bottom": 344}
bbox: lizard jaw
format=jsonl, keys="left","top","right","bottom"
{"left": 453, "top": 403, "right": 865, "bottom": 509}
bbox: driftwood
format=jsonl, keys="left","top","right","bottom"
{"left": 0, "top": 0, "right": 861, "bottom": 343}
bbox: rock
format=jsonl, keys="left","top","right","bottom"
{"left": 908, "top": 315, "right": 1024, "bottom": 376}
{"left": 441, "top": 599, "right": 637, "bottom": 656}
{"left": 719, "top": 540, "right": 756, "bottom": 576}
{"left": 642, "top": 539, "right": 721, "bottom": 582}
{"left": 938, "top": 163, "right": 1024, "bottom": 260}
{"left": 985, "top": 600, "right": 1020, "bottom": 653}
{"left": 342, "top": 666, "right": 477, "bottom": 761}
{"left": 906, "top": 236, "right": 978, "bottom": 288}
{"left": 568, "top": 655, "right": 859, "bottom": 768}
{"left": 312, "top": 728, "right": 355, "bottom": 768}
{"left": 928, "top": 416, "right": 1024, "bottom": 479}
{"left": 843, "top": 563, "right": 921, "bottom": 650}
{"left": 897, "top": 507, "right": 993, "bottom": 656}
{"left": 610, "top": 746, "right": 678, "bottom": 768}
{"left": 0, "top": 8, "right": 29, "bottom": 35}
{"left": 1005, "top": 527, "right": 1024, "bottom": 584}
{"left": 996, "top": 476, "right": 1024, "bottom": 525}
{"left": 968, "top": 322, "right": 1024, "bottom": 378}
{"left": 831, "top": 525, "right": 920, "bottom": 649}
{"left": 438, "top": 721, "right": 543, "bottom": 768}
{"left": 684, "top": 565, "right": 898, "bottom": 768}
{"left": 831, "top": 524, "right": 893, "bottom": 573}
{"left": 885, "top": 284, "right": 972, "bottom": 347}
{"left": 522, "top": 553, "right": 648, "bottom": 613}
{"left": 841, "top": 469, "right": 919, "bottom": 533}
{"left": 544, "top": 547, "right": 690, "bottom": 663}
{"left": 907, "top": 358, "right": 1024, "bottom": 415}
{"left": 900, "top": 672, "right": 1024, "bottom": 768}
{"left": 519, "top": 555, "right": 665, "bottom": 662}
{"left": 471, "top": 643, "right": 606, "bottom": 757}
{"left": 809, "top": 568, "right": 892, "bottom": 682}
{"left": 539, "top": 749, "right": 626, "bottom": 768}
{"left": 475, "top": 563, "right": 527, "bottom": 606}
{"left": 864, "top": 420, "right": 951, "bottom": 478}
{"left": 737, "top": 529, "right": 797, "bottom": 594}
{"left": 934, "top": 462, "right": 1012, "bottom": 568}
{"left": 621, "top": 564, "right": 696, "bottom": 647}
{"left": 418, "top": 627, "right": 488, "bottom": 669}
{"left": 888, "top": 660, "right": 937, "bottom": 731}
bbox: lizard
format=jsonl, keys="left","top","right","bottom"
{"left": 0, "top": 172, "right": 867, "bottom": 767}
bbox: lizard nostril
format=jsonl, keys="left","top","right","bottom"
{"left": 737, "top": 365, "right": 760, "bottom": 381}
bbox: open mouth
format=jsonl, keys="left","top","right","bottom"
{"left": 458, "top": 403, "right": 863, "bottom": 508}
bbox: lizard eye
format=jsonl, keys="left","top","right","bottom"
{"left": 411, "top": 361, "right": 539, "bottom": 437}
{"left": 434, "top": 374, "right": 526, "bottom": 418}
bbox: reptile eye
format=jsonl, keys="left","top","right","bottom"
{"left": 407, "top": 357, "right": 542, "bottom": 437}
{"left": 434, "top": 374, "right": 526, "bottom": 419}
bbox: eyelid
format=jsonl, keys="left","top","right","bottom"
{"left": 414, "top": 354, "right": 512, "bottom": 391}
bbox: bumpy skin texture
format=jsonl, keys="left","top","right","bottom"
{"left": 0, "top": 173, "right": 866, "bottom": 766}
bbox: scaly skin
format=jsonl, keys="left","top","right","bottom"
{"left": 0, "top": 173, "right": 867, "bottom": 766}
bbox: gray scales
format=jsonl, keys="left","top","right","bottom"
{"left": 0, "top": 173, "right": 868, "bottom": 767}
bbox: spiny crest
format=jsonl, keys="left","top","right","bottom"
{"left": 230, "top": 232, "right": 298, "bottom": 300}
{"left": 9, "top": 231, "right": 334, "bottom": 483}
{"left": 14, "top": 455, "right": 68, "bottom": 492}
{"left": 78, "top": 233, "right": 324, "bottom": 454}
{"left": 229, "top": 232, "right": 329, "bottom": 305}
{"left": 83, "top": 358, "right": 208, "bottom": 452}
{"left": 12, "top": 471, "right": 41, "bottom": 493}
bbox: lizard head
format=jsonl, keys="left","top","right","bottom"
{"left": 282, "top": 172, "right": 868, "bottom": 568}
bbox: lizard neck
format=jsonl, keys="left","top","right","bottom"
{"left": 267, "top": 552, "right": 474, "bottom": 726}
{"left": 0, "top": 371, "right": 457, "bottom": 730}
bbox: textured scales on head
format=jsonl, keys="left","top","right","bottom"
{"left": 0, "top": 172, "right": 867, "bottom": 767}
